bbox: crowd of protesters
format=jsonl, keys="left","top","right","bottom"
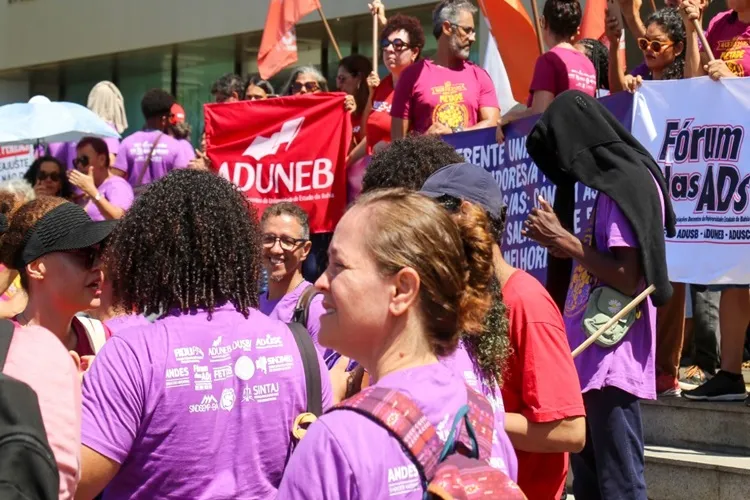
{"left": 0, "top": 0, "right": 748, "bottom": 498}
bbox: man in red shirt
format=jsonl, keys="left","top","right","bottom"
{"left": 419, "top": 162, "right": 587, "bottom": 500}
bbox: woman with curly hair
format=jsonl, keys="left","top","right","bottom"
{"left": 24, "top": 155, "right": 74, "bottom": 199}
{"left": 278, "top": 189, "right": 518, "bottom": 498}
{"left": 606, "top": 7, "right": 686, "bottom": 92}
{"left": 77, "top": 169, "right": 332, "bottom": 500}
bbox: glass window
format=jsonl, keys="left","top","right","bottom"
{"left": 176, "top": 36, "right": 236, "bottom": 146}
{"left": 28, "top": 65, "right": 61, "bottom": 101}
{"left": 62, "top": 56, "right": 115, "bottom": 107}
{"left": 117, "top": 47, "right": 173, "bottom": 137}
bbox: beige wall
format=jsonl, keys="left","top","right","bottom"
{"left": 0, "top": 0, "right": 432, "bottom": 72}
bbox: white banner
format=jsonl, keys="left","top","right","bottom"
{"left": 632, "top": 77, "right": 750, "bottom": 285}
{"left": 0, "top": 145, "right": 34, "bottom": 183}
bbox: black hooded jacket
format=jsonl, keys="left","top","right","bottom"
{"left": 526, "top": 90, "right": 676, "bottom": 307}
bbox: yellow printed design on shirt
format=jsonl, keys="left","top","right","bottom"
{"left": 564, "top": 223, "right": 596, "bottom": 317}
{"left": 431, "top": 81, "right": 470, "bottom": 130}
{"left": 717, "top": 37, "right": 749, "bottom": 77}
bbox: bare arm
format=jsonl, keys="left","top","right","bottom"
{"left": 502, "top": 91, "right": 555, "bottom": 124}
{"left": 505, "top": 414, "right": 586, "bottom": 453}
{"left": 466, "top": 107, "right": 500, "bottom": 131}
{"left": 346, "top": 138, "right": 369, "bottom": 166}
{"left": 681, "top": 0, "right": 708, "bottom": 78}
{"left": 75, "top": 447, "right": 121, "bottom": 500}
{"left": 391, "top": 117, "right": 409, "bottom": 141}
{"left": 620, "top": 0, "right": 647, "bottom": 39}
{"left": 90, "top": 195, "right": 126, "bottom": 220}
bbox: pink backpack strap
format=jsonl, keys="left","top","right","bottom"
{"left": 457, "top": 386, "right": 496, "bottom": 460}
{"left": 329, "top": 386, "right": 443, "bottom": 484}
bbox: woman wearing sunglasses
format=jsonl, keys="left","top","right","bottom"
{"left": 283, "top": 65, "right": 357, "bottom": 114}
{"left": 0, "top": 196, "right": 116, "bottom": 359}
{"left": 24, "top": 156, "right": 74, "bottom": 199}
{"left": 345, "top": 4, "right": 426, "bottom": 201}
{"left": 69, "top": 137, "right": 134, "bottom": 221}
{"left": 607, "top": 7, "right": 686, "bottom": 92}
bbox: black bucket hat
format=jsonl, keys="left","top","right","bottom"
{"left": 12, "top": 202, "right": 117, "bottom": 269}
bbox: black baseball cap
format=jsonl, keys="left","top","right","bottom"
{"left": 14, "top": 202, "right": 117, "bottom": 268}
{"left": 419, "top": 162, "right": 506, "bottom": 219}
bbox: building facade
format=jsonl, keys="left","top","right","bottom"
{"left": 0, "top": 0, "right": 486, "bottom": 145}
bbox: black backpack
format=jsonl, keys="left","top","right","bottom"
{"left": 0, "top": 319, "right": 59, "bottom": 500}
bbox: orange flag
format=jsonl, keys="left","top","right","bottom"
{"left": 479, "top": 0, "right": 541, "bottom": 105}
{"left": 258, "top": 0, "right": 321, "bottom": 80}
{"left": 579, "top": 0, "right": 627, "bottom": 71}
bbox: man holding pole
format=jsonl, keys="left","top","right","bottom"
{"left": 390, "top": 0, "right": 500, "bottom": 138}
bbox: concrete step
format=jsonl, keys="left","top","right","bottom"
{"left": 645, "top": 445, "right": 750, "bottom": 500}
{"left": 642, "top": 397, "right": 750, "bottom": 454}
{"left": 566, "top": 446, "right": 750, "bottom": 500}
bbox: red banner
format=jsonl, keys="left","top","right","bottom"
{"left": 204, "top": 93, "right": 352, "bottom": 233}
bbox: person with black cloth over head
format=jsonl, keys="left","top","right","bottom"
{"left": 522, "top": 89, "right": 675, "bottom": 499}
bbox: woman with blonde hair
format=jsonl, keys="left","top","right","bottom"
{"left": 279, "top": 188, "right": 518, "bottom": 498}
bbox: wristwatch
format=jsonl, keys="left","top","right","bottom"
{"left": 94, "top": 192, "right": 102, "bottom": 202}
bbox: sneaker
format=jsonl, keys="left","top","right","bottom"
{"left": 656, "top": 372, "right": 681, "bottom": 397}
{"left": 682, "top": 371, "right": 747, "bottom": 401}
{"left": 679, "top": 365, "right": 712, "bottom": 391}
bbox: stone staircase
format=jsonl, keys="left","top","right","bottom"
{"left": 640, "top": 397, "right": 750, "bottom": 500}
{"left": 566, "top": 398, "right": 750, "bottom": 499}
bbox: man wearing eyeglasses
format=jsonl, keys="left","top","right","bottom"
{"left": 390, "top": 0, "right": 500, "bottom": 139}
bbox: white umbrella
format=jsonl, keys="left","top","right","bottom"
{"left": 0, "top": 95, "right": 121, "bottom": 146}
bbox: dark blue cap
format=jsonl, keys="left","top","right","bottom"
{"left": 419, "top": 162, "right": 505, "bottom": 219}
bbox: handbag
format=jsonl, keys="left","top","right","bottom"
{"left": 580, "top": 195, "right": 642, "bottom": 348}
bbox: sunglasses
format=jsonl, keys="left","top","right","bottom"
{"left": 637, "top": 38, "right": 674, "bottom": 53}
{"left": 381, "top": 38, "right": 412, "bottom": 52}
{"left": 73, "top": 155, "right": 90, "bottom": 168}
{"left": 261, "top": 234, "right": 308, "bottom": 251}
{"left": 37, "top": 171, "right": 60, "bottom": 182}
{"left": 64, "top": 246, "right": 100, "bottom": 269}
{"left": 291, "top": 82, "right": 320, "bottom": 94}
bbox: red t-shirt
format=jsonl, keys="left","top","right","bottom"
{"left": 350, "top": 112, "right": 365, "bottom": 145}
{"left": 365, "top": 74, "right": 395, "bottom": 154}
{"left": 500, "top": 270, "right": 586, "bottom": 500}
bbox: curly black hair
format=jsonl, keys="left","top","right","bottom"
{"left": 24, "top": 156, "right": 74, "bottom": 199}
{"left": 362, "top": 135, "right": 465, "bottom": 193}
{"left": 577, "top": 38, "right": 610, "bottom": 91}
{"left": 381, "top": 14, "right": 426, "bottom": 57}
{"left": 646, "top": 8, "right": 686, "bottom": 81}
{"left": 141, "top": 88, "right": 174, "bottom": 120}
{"left": 106, "top": 169, "right": 261, "bottom": 318}
{"left": 542, "top": 0, "right": 583, "bottom": 40}
{"left": 438, "top": 195, "right": 511, "bottom": 391}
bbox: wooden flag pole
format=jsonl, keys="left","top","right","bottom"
{"left": 692, "top": 19, "right": 715, "bottom": 61}
{"left": 373, "top": 13, "right": 379, "bottom": 72}
{"left": 317, "top": 6, "right": 343, "bottom": 60}
{"left": 529, "top": 0, "right": 545, "bottom": 54}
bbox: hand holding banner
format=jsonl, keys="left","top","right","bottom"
{"left": 204, "top": 93, "right": 352, "bottom": 233}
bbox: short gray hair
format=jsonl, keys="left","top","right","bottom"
{"left": 261, "top": 202, "right": 310, "bottom": 239}
{"left": 432, "top": 0, "right": 477, "bottom": 39}
{"left": 283, "top": 66, "right": 329, "bottom": 96}
{"left": 0, "top": 178, "right": 35, "bottom": 202}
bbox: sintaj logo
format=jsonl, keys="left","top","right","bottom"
{"left": 243, "top": 118, "right": 304, "bottom": 160}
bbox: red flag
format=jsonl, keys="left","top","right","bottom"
{"left": 204, "top": 94, "right": 352, "bottom": 233}
{"left": 258, "top": 0, "right": 321, "bottom": 79}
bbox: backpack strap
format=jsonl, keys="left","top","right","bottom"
{"left": 291, "top": 284, "right": 318, "bottom": 327}
{"left": 288, "top": 322, "right": 322, "bottom": 417}
{"left": 73, "top": 316, "right": 108, "bottom": 354}
{"left": 136, "top": 133, "right": 163, "bottom": 188}
{"left": 0, "top": 319, "right": 14, "bottom": 371}
{"left": 459, "top": 387, "right": 496, "bottom": 460}
{"left": 329, "top": 386, "right": 443, "bottom": 488}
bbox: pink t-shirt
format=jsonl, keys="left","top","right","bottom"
{"left": 3, "top": 325, "right": 81, "bottom": 499}
{"left": 706, "top": 10, "right": 750, "bottom": 77}
{"left": 528, "top": 46, "right": 597, "bottom": 105}
{"left": 391, "top": 59, "right": 499, "bottom": 134}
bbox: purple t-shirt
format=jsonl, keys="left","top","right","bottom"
{"left": 278, "top": 362, "right": 516, "bottom": 499}
{"left": 563, "top": 194, "right": 656, "bottom": 400}
{"left": 84, "top": 175, "right": 134, "bottom": 221}
{"left": 48, "top": 128, "right": 120, "bottom": 171}
{"left": 528, "top": 46, "right": 597, "bottom": 105}
{"left": 391, "top": 59, "right": 499, "bottom": 134}
{"left": 259, "top": 281, "right": 328, "bottom": 362}
{"left": 113, "top": 130, "right": 194, "bottom": 188}
{"left": 103, "top": 313, "right": 150, "bottom": 335}
{"left": 81, "top": 303, "right": 332, "bottom": 499}
{"left": 177, "top": 138, "right": 196, "bottom": 159}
